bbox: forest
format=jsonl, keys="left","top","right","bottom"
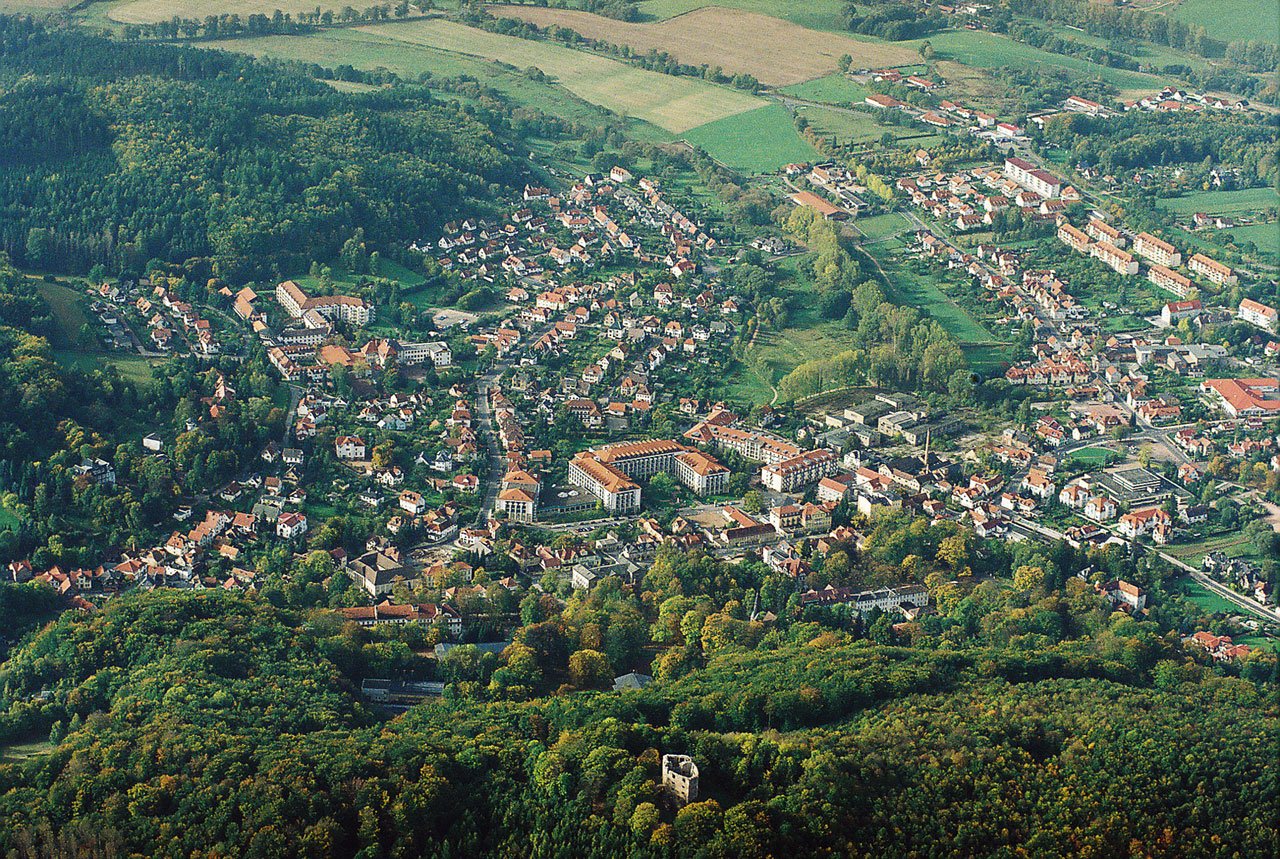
{"left": 0, "top": 586, "right": 1273, "bottom": 858}
{"left": 0, "top": 17, "right": 521, "bottom": 281}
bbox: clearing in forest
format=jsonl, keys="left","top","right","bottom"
{"left": 488, "top": 5, "right": 919, "bottom": 86}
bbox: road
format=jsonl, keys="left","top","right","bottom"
{"left": 473, "top": 319, "right": 557, "bottom": 526}
{"left": 1012, "top": 512, "right": 1280, "bottom": 628}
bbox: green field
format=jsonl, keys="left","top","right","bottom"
{"left": 906, "top": 30, "right": 1163, "bottom": 95}
{"left": 109, "top": 0, "right": 365, "bottom": 23}
{"left": 37, "top": 282, "right": 92, "bottom": 348}
{"left": 638, "top": 0, "right": 851, "bottom": 32}
{"left": 864, "top": 240, "right": 999, "bottom": 345}
{"left": 53, "top": 351, "right": 160, "bottom": 385}
{"left": 1165, "top": 530, "right": 1263, "bottom": 568}
{"left": 780, "top": 73, "right": 871, "bottom": 104}
{"left": 202, "top": 29, "right": 654, "bottom": 132}
{"left": 1157, "top": 187, "right": 1280, "bottom": 216}
{"left": 795, "top": 104, "right": 898, "bottom": 145}
{"left": 681, "top": 104, "right": 818, "bottom": 173}
{"left": 1169, "top": 0, "right": 1280, "bottom": 45}
{"left": 352, "top": 19, "right": 764, "bottom": 133}
{"left": 1226, "top": 223, "right": 1280, "bottom": 260}
{"left": 855, "top": 212, "right": 911, "bottom": 241}
{"left": 962, "top": 344, "right": 1013, "bottom": 375}
{"left": 1174, "top": 578, "right": 1241, "bottom": 616}
{"left": 0, "top": 740, "right": 53, "bottom": 763}
{"left": 1067, "top": 446, "right": 1118, "bottom": 467}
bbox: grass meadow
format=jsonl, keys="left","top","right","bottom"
{"left": 681, "top": 104, "right": 817, "bottom": 173}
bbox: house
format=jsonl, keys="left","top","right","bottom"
{"left": 335, "top": 436, "right": 367, "bottom": 460}
{"left": 276, "top": 511, "right": 308, "bottom": 540}
{"left": 1161, "top": 299, "right": 1202, "bottom": 327}
{"left": 1083, "top": 495, "right": 1117, "bottom": 522}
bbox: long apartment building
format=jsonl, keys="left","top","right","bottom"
{"left": 1132, "top": 232, "right": 1182, "bottom": 268}
{"left": 761, "top": 448, "right": 839, "bottom": 493}
{"left": 276, "top": 279, "right": 372, "bottom": 327}
{"left": 684, "top": 422, "right": 800, "bottom": 465}
{"left": 1003, "top": 157, "right": 1062, "bottom": 199}
{"left": 1086, "top": 218, "right": 1125, "bottom": 247}
{"left": 1238, "top": 298, "right": 1277, "bottom": 330}
{"left": 1148, "top": 264, "right": 1194, "bottom": 298}
{"left": 1090, "top": 240, "right": 1138, "bottom": 275}
{"left": 1057, "top": 222, "right": 1091, "bottom": 253}
{"left": 1188, "top": 253, "right": 1237, "bottom": 286}
{"left": 569, "top": 439, "right": 730, "bottom": 513}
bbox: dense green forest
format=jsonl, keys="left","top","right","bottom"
{"left": 0, "top": 17, "right": 521, "bottom": 280}
{"left": 0, "top": 591, "right": 1273, "bottom": 857}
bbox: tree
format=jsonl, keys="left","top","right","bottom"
{"left": 742, "top": 491, "right": 762, "bottom": 514}
{"left": 568, "top": 648, "right": 611, "bottom": 689}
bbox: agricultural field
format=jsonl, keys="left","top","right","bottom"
{"left": 488, "top": 5, "right": 918, "bottom": 86}
{"left": 1157, "top": 187, "right": 1280, "bottom": 216}
{"left": 354, "top": 19, "right": 764, "bottom": 132}
{"left": 779, "top": 73, "right": 871, "bottom": 105}
{"left": 637, "top": 0, "right": 852, "bottom": 33}
{"left": 108, "top": 0, "right": 361, "bottom": 23}
{"left": 680, "top": 103, "right": 817, "bottom": 173}
{"left": 1168, "top": 0, "right": 1280, "bottom": 45}
{"left": 202, "top": 29, "right": 670, "bottom": 139}
{"left": 905, "top": 29, "right": 1165, "bottom": 96}
{"left": 0, "top": 0, "right": 72, "bottom": 11}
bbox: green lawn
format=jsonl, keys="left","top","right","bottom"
{"left": 0, "top": 740, "right": 54, "bottom": 763}
{"left": 962, "top": 343, "right": 1013, "bottom": 375}
{"left": 681, "top": 104, "right": 818, "bottom": 174}
{"left": 1157, "top": 188, "right": 1280, "bottom": 216}
{"left": 1174, "top": 578, "right": 1240, "bottom": 616}
{"left": 1067, "top": 446, "right": 1117, "bottom": 467}
{"left": 780, "top": 73, "right": 871, "bottom": 104}
{"left": 1169, "top": 0, "right": 1279, "bottom": 45}
{"left": 856, "top": 212, "right": 911, "bottom": 241}
{"left": 905, "top": 30, "right": 1163, "bottom": 94}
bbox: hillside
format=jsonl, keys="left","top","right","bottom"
{"left": 0, "top": 591, "right": 1273, "bottom": 857}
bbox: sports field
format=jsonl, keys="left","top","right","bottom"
{"left": 353, "top": 19, "right": 763, "bottom": 132}
{"left": 1157, "top": 187, "right": 1280, "bottom": 216}
{"left": 680, "top": 104, "right": 817, "bottom": 173}
{"left": 109, "top": 0, "right": 357, "bottom": 23}
{"left": 1168, "top": 0, "right": 1279, "bottom": 45}
{"left": 488, "top": 5, "right": 917, "bottom": 86}
{"left": 638, "top": 0, "right": 852, "bottom": 32}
